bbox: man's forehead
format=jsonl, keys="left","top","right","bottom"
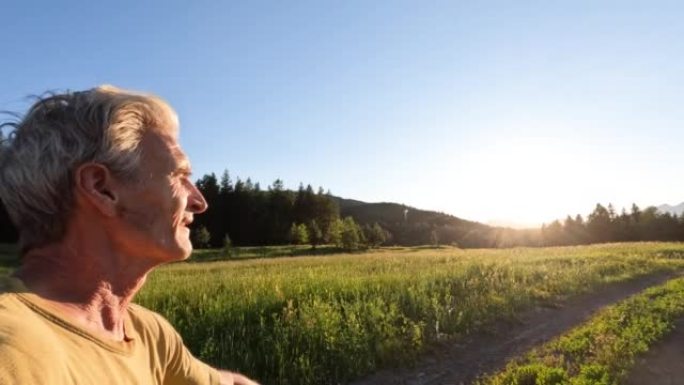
{"left": 168, "top": 143, "right": 187, "bottom": 160}
{"left": 168, "top": 142, "right": 191, "bottom": 169}
{"left": 143, "top": 131, "right": 191, "bottom": 170}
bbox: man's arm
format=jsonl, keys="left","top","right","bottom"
{"left": 218, "top": 370, "right": 260, "bottom": 385}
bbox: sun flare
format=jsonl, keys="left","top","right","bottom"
{"left": 454, "top": 137, "right": 599, "bottom": 227}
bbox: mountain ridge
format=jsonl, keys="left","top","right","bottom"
{"left": 657, "top": 202, "right": 684, "bottom": 216}
{"left": 331, "top": 196, "right": 538, "bottom": 248}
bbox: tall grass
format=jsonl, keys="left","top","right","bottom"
{"left": 136, "top": 243, "right": 684, "bottom": 385}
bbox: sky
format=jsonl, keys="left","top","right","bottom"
{"left": 1, "top": 1, "right": 683, "bottom": 228}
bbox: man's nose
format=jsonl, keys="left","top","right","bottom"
{"left": 188, "top": 184, "right": 208, "bottom": 213}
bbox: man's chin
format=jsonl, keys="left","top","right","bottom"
{"left": 158, "top": 243, "right": 193, "bottom": 264}
{"left": 180, "top": 247, "right": 193, "bottom": 261}
{"left": 178, "top": 241, "right": 194, "bottom": 260}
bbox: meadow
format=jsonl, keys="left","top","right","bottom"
{"left": 132, "top": 243, "right": 684, "bottom": 385}
{"left": 2, "top": 242, "right": 683, "bottom": 384}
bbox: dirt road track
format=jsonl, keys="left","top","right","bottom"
{"left": 350, "top": 271, "right": 681, "bottom": 385}
{"left": 624, "top": 317, "right": 684, "bottom": 385}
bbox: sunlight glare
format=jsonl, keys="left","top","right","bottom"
{"left": 454, "top": 137, "right": 598, "bottom": 227}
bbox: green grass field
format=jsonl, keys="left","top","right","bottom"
{"left": 189, "top": 244, "right": 350, "bottom": 261}
{"left": 3, "top": 242, "right": 684, "bottom": 384}
{"left": 136, "top": 243, "right": 684, "bottom": 385}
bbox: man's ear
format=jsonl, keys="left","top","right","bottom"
{"left": 74, "top": 163, "right": 119, "bottom": 217}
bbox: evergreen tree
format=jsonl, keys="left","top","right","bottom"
{"left": 616, "top": 208, "right": 634, "bottom": 241}
{"left": 315, "top": 188, "right": 340, "bottom": 243}
{"left": 293, "top": 184, "right": 317, "bottom": 224}
{"left": 328, "top": 218, "right": 343, "bottom": 247}
{"left": 630, "top": 203, "right": 641, "bottom": 223}
{"left": 543, "top": 220, "right": 564, "bottom": 246}
{"left": 587, "top": 203, "right": 612, "bottom": 243}
{"left": 267, "top": 179, "right": 294, "bottom": 244}
{"left": 339, "top": 217, "right": 362, "bottom": 250}
{"left": 244, "top": 178, "right": 254, "bottom": 191}
{"left": 194, "top": 173, "right": 221, "bottom": 245}
{"left": 289, "top": 223, "right": 309, "bottom": 245}
{"left": 307, "top": 220, "right": 323, "bottom": 248}
{"left": 363, "top": 222, "right": 387, "bottom": 248}
{"left": 191, "top": 225, "right": 211, "bottom": 249}
{"left": 563, "top": 215, "right": 578, "bottom": 245}
{"left": 220, "top": 169, "right": 233, "bottom": 194}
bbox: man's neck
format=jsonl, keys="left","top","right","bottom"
{"left": 15, "top": 240, "right": 154, "bottom": 342}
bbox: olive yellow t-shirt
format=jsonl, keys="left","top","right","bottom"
{"left": 0, "top": 277, "right": 221, "bottom": 385}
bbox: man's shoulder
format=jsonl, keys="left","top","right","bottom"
{"left": 0, "top": 295, "right": 33, "bottom": 340}
{"left": 0, "top": 287, "right": 48, "bottom": 342}
{"left": 0, "top": 277, "right": 51, "bottom": 330}
{"left": 128, "top": 303, "right": 170, "bottom": 326}
{"left": 0, "top": 288, "right": 62, "bottom": 377}
{"left": 127, "top": 303, "right": 179, "bottom": 340}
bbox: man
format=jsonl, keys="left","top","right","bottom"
{"left": 0, "top": 86, "right": 259, "bottom": 385}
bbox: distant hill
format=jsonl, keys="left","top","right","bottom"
{"left": 657, "top": 202, "right": 684, "bottom": 216}
{"left": 331, "top": 197, "right": 540, "bottom": 248}
{"left": 335, "top": 199, "right": 485, "bottom": 229}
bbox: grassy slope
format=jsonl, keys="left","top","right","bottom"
{"left": 136, "top": 243, "right": 684, "bottom": 385}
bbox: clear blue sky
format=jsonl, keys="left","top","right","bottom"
{"left": 2, "top": 0, "right": 683, "bottom": 227}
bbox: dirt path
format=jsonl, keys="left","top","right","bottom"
{"left": 350, "top": 271, "right": 681, "bottom": 385}
{"left": 624, "top": 317, "right": 684, "bottom": 385}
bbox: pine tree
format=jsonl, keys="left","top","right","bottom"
{"left": 340, "top": 217, "right": 362, "bottom": 250}
{"left": 307, "top": 220, "right": 323, "bottom": 248}
{"left": 289, "top": 223, "right": 299, "bottom": 244}
{"left": 363, "top": 222, "right": 387, "bottom": 248}
{"left": 220, "top": 169, "right": 233, "bottom": 194}
{"left": 587, "top": 203, "right": 612, "bottom": 243}
{"left": 289, "top": 223, "right": 309, "bottom": 245}
{"left": 191, "top": 225, "right": 211, "bottom": 249}
{"left": 328, "top": 218, "right": 343, "bottom": 247}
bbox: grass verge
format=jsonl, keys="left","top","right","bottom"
{"left": 477, "top": 276, "right": 684, "bottom": 385}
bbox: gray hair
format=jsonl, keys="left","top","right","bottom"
{"left": 0, "top": 85, "right": 179, "bottom": 252}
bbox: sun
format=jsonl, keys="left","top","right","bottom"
{"left": 454, "top": 137, "right": 596, "bottom": 227}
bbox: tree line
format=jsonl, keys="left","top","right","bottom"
{"left": 0, "top": 168, "right": 682, "bottom": 249}
{"left": 539, "top": 203, "right": 684, "bottom": 246}
{"left": 191, "top": 171, "right": 386, "bottom": 250}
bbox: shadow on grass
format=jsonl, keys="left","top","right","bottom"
{"left": 408, "top": 245, "right": 452, "bottom": 252}
{"left": 188, "top": 245, "right": 370, "bottom": 263}
{"left": 0, "top": 243, "right": 380, "bottom": 267}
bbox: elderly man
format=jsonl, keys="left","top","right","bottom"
{"left": 0, "top": 86, "right": 259, "bottom": 385}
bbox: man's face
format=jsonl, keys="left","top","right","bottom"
{"left": 111, "top": 130, "right": 208, "bottom": 263}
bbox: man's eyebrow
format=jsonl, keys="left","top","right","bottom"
{"left": 175, "top": 159, "right": 192, "bottom": 174}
